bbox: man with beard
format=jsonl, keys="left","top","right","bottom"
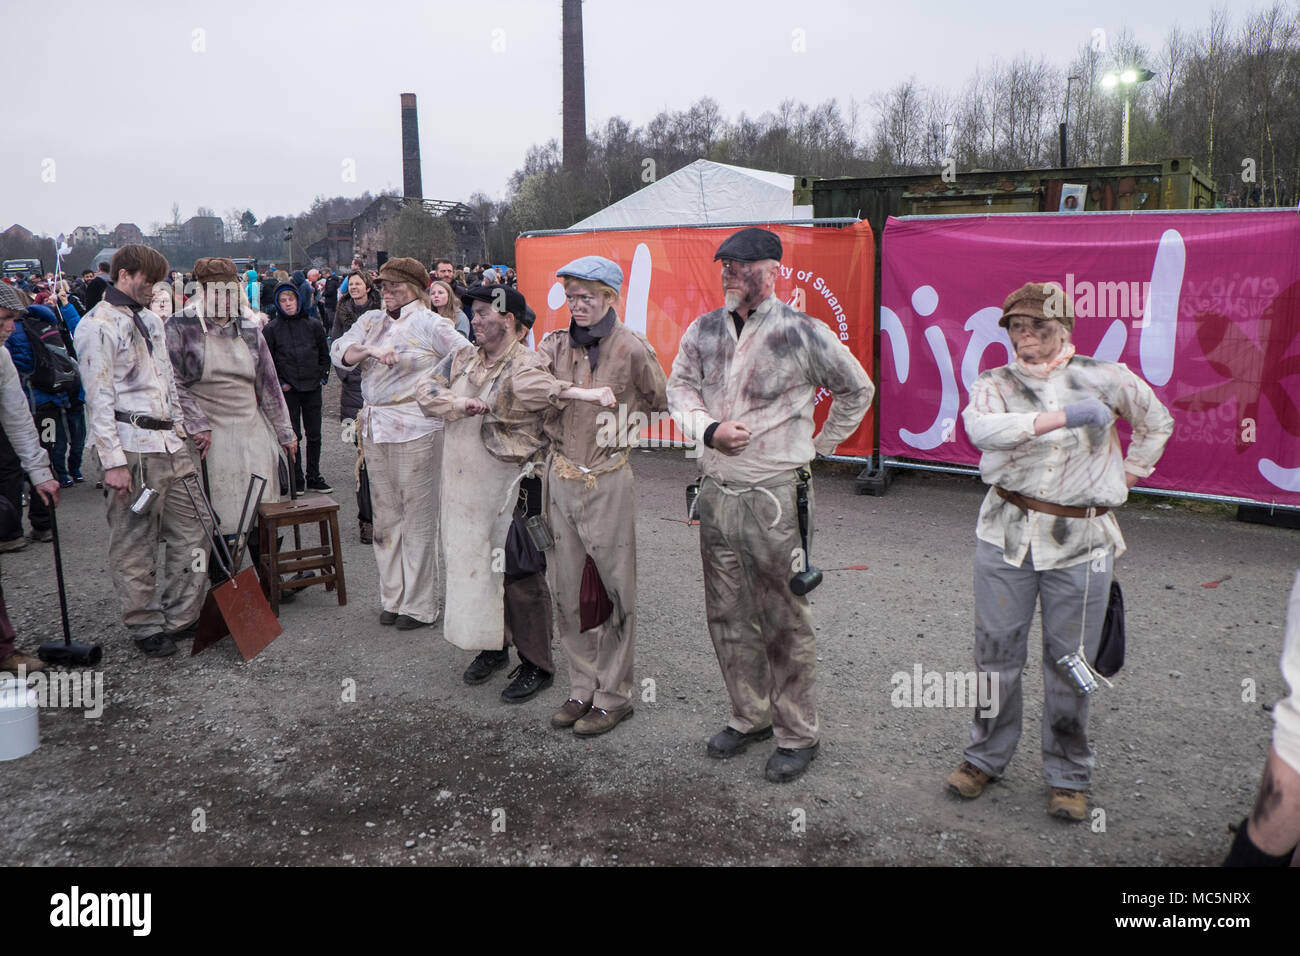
{"left": 666, "top": 227, "right": 874, "bottom": 783}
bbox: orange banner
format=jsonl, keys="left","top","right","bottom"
{"left": 516, "top": 222, "right": 875, "bottom": 458}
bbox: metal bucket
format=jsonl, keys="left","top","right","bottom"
{"left": 0, "top": 678, "right": 39, "bottom": 761}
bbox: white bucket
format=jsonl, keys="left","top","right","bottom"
{"left": 0, "top": 678, "right": 40, "bottom": 761}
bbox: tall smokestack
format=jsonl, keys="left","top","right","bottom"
{"left": 400, "top": 92, "right": 423, "bottom": 199}
{"left": 562, "top": 0, "right": 587, "bottom": 172}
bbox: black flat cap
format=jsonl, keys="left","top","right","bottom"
{"left": 713, "top": 227, "right": 783, "bottom": 263}
{"left": 462, "top": 283, "right": 531, "bottom": 325}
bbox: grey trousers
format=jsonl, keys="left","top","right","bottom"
{"left": 964, "top": 538, "right": 1111, "bottom": 790}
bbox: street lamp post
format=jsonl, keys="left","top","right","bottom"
{"left": 1101, "top": 68, "right": 1155, "bottom": 165}
{"left": 1062, "top": 75, "right": 1081, "bottom": 166}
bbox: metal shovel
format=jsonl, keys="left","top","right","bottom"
{"left": 36, "top": 500, "right": 103, "bottom": 667}
{"left": 183, "top": 473, "right": 281, "bottom": 661}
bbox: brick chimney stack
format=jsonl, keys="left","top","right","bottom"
{"left": 400, "top": 93, "right": 422, "bottom": 200}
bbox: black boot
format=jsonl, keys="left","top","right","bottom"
{"left": 501, "top": 661, "right": 553, "bottom": 703}
{"left": 463, "top": 649, "right": 509, "bottom": 685}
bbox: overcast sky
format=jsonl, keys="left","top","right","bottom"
{"left": 6, "top": 0, "right": 1234, "bottom": 237}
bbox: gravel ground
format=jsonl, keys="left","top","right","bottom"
{"left": 1, "top": 382, "right": 1295, "bottom": 867}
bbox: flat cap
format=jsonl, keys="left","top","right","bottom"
{"left": 378, "top": 256, "right": 431, "bottom": 292}
{"left": 714, "top": 226, "right": 783, "bottom": 263}
{"left": 1000, "top": 281, "right": 1074, "bottom": 332}
{"left": 462, "top": 283, "right": 531, "bottom": 326}
{"left": 556, "top": 256, "right": 623, "bottom": 295}
{"left": 192, "top": 257, "right": 240, "bottom": 284}
{"left": 0, "top": 282, "right": 23, "bottom": 312}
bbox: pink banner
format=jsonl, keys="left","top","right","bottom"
{"left": 879, "top": 210, "right": 1300, "bottom": 506}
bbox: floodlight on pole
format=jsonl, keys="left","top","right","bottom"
{"left": 1102, "top": 68, "right": 1156, "bottom": 164}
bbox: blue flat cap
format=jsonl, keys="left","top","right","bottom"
{"left": 556, "top": 256, "right": 623, "bottom": 294}
{"left": 714, "top": 227, "right": 783, "bottom": 263}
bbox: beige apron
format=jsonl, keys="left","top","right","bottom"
{"left": 440, "top": 367, "right": 520, "bottom": 651}
{"left": 189, "top": 326, "right": 281, "bottom": 530}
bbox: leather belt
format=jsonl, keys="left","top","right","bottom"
{"left": 996, "top": 486, "right": 1108, "bottom": 519}
{"left": 115, "top": 410, "right": 174, "bottom": 431}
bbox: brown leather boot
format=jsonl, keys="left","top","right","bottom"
{"left": 946, "top": 760, "right": 992, "bottom": 798}
{"left": 550, "top": 698, "right": 592, "bottom": 729}
{"left": 573, "top": 702, "right": 633, "bottom": 737}
{"left": 1048, "top": 787, "right": 1088, "bottom": 821}
{"left": 0, "top": 651, "right": 45, "bottom": 673}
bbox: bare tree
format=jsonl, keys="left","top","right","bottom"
{"left": 871, "top": 78, "right": 925, "bottom": 168}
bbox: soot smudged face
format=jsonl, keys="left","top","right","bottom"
{"left": 720, "top": 260, "right": 769, "bottom": 314}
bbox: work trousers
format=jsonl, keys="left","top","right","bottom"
{"left": 547, "top": 463, "right": 638, "bottom": 710}
{"left": 363, "top": 430, "right": 442, "bottom": 624}
{"left": 698, "top": 473, "right": 819, "bottom": 750}
{"left": 285, "top": 387, "right": 323, "bottom": 483}
{"left": 102, "top": 448, "right": 208, "bottom": 639}
{"left": 964, "top": 538, "right": 1112, "bottom": 790}
{"left": 504, "top": 571, "right": 555, "bottom": 674}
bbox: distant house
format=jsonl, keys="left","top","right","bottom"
{"left": 181, "top": 216, "right": 223, "bottom": 248}
{"left": 2, "top": 224, "right": 36, "bottom": 243}
{"left": 110, "top": 223, "right": 145, "bottom": 246}
{"left": 71, "top": 226, "right": 100, "bottom": 247}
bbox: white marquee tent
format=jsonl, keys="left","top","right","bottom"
{"left": 570, "top": 159, "right": 811, "bottom": 229}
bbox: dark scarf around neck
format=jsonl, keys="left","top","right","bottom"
{"left": 569, "top": 307, "right": 617, "bottom": 371}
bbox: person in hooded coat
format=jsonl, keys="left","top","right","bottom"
{"left": 264, "top": 280, "right": 331, "bottom": 494}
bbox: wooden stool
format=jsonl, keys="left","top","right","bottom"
{"left": 256, "top": 493, "right": 347, "bottom": 613}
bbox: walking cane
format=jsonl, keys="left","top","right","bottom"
{"left": 36, "top": 497, "right": 102, "bottom": 666}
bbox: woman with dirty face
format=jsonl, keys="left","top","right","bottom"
{"left": 948, "top": 281, "right": 1174, "bottom": 822}
{"left": 417, "top": 284, "right": 613, "bottom": 704}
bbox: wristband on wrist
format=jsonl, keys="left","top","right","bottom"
{"left": 702, "top": 421, "right": 720, "bottom": 449}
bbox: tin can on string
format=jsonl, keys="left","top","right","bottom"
{"left": 130, "top": 487, "right": 159, "bottom": 516}
{"left": 1056, "top": 652, "right": 1099, "bottom": 696}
